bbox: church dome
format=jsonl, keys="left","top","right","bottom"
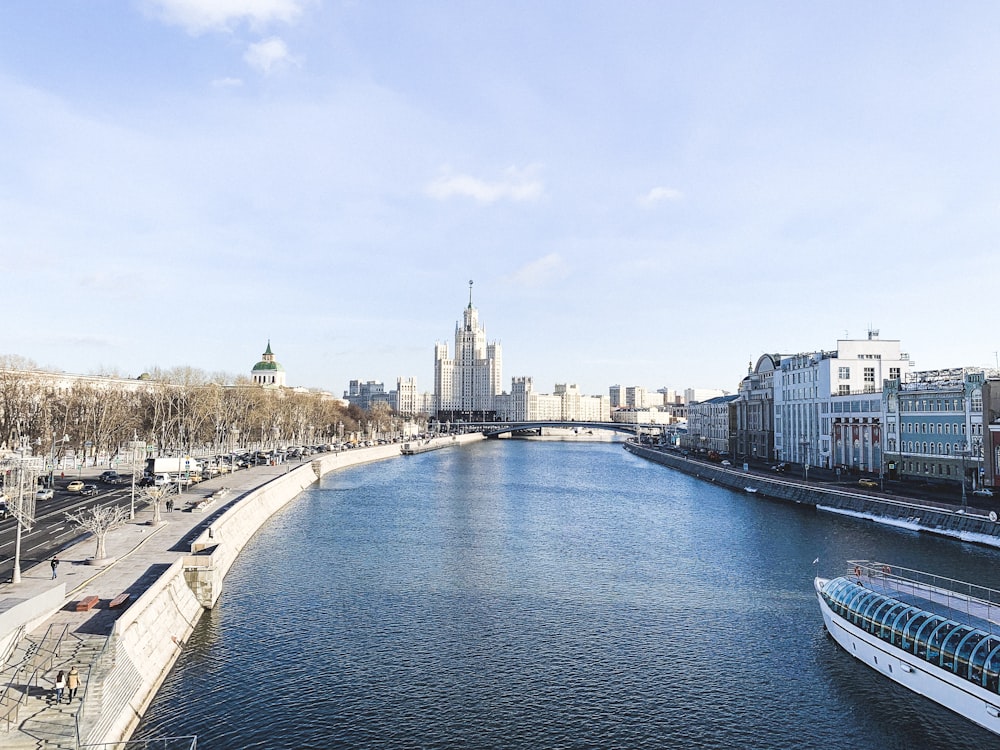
{"left": 251, "top": 341, "right": 287, "bottom": 386}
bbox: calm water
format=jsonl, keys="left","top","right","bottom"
{"left": 134, "top": 441, "right": 1000, "bottom": 749}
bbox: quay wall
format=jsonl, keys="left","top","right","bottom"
{"left": 624, "top": 443, "right": 1000, "bottom": 547}
{"left": 102, "top": 434, "right": 485, "bottom": 746}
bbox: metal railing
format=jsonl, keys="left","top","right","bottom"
{"left": 80, "top": 738, "right": 197, "bottom": 750}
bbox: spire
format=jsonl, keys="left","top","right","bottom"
{"left": 264, "top": 340, "right": 273, "bottom": 356}
{"left": 468, "top": 279, "right": 474, "bottom": 309}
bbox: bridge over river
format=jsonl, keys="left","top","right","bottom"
{"left": 454, "top": 420, "right": 668, "bottom": 439}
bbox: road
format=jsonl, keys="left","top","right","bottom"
{"left": 0, "top": 477, "right": 149, "bottom": 583}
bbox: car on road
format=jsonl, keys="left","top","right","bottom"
{"left": 973, "top": 488, "right": 994, "bottom": 497}
{"left": 66, "top": 480, "right": 85, "bottom": 493}
{"left": 0, "top": 493, "right": 7, "bottom": 518}
{"left": 858, "top": 478, "right": 879, "bottom": 489}
{"left": 771, "top": 463, "right": 788, "bottom": 473}
{"left": 81, "top": 484, "right": 99, "bottom": 496}
{"left": 35, "top": 487, "right": 54, "bottom": 501}
{"left": 721, "top": 460, "right": 732, "bottom": 466}
{"left": 99, "top": 470, "right": 121, "bottom": 483}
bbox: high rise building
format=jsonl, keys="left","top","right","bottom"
{"left": 434, "top": 282, "right": 503, "bottom": 421}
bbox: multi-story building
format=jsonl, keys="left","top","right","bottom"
{"left": 344, "top": 380, "right": 392, "bottom": 411}
{"left": 434, "top": 285, "right": 503, "bottom": 421}
{"left": 884, "top": 368, "right": 994, "bottom": 490}
{"left": 609, "top": 385, "right": 623, "bottom": 408}
{"left": 686, "top": 395, "right": 738, "bottom": 454}
{"left": 394, "top": 377, "right": 418, "bottom": 416}
{"left": 733, "top": 354, "right": 780, "bottom": 464}
{"left": 774, "top": 331, "right": 912, "bottom": 470}
{"left": 499, "top": 378, "right": 609, "bottom": 422}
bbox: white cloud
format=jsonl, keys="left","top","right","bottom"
{"left": 244, "top": 37, "right": 296, "bottom": 73}
{"left": 426, "top": 166, "right": 544, "bottom": 204}
{"left": 143, "top": 0, "right": 306, "bottom": 34}
{"left": 638, "top": 186, "right": 683, "bottom": 207}
{"left": 510, "top": 253, "right": 566, "bottom": 287}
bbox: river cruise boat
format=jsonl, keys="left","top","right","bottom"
{"left": 815, "top": 560, "right": 1000, "bottom": 736}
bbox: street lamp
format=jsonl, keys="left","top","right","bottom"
{"left": 958, "top": 443, "right": 972, "bottom": 509}
{"left": 129, "top": 437, "right": 145, "bottom": 520}
{"left": 48, "top": 433, "right": 69, "bottom": 488}
{"left": 800, "top": 439, "right": 811, "bottom": 481}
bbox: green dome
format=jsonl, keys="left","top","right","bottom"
{"left": 253, "top": 360, "right": 284, "bottom": 371}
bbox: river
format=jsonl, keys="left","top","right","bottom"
{"left": 133, "top": 440, "right": 1000, "bottom": 749}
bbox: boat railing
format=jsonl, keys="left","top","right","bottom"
{"left": 848, "top": 559, "right": 1000, "bottom": 630}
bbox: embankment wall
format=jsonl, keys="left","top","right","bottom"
{"left": 105, "top": 434, "right": 484, "bottom": 745}
{"left": 624, "top": 443, "right": 1000, "bottom": 547}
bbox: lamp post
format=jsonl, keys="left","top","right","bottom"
{"left": 958, "top": 443, "right": 972, "bottom": 509}
{"left": 800, "top": 439, "right": 811, "bottom": 481}
{"left": 49, "top": 432, "right": 68, "bottom": 488}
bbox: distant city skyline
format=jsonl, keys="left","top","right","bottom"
{"left": 2, "top": 3, "right": 999, "bottom": 394}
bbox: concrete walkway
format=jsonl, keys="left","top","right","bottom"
{"left": 0, "top": 459, "right": 312, "bottom": 749}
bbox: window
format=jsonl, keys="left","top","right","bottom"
{"left": 864, "top": 367, "right": 875, "bottom": 383}
{"left": 890, "top": 367, "right": 900, "bottom": 381}
{"left": 839, "top": 385, "right": 850, "bottom": 395}
{"left": 839, "top": 367, "right": 850, "bottom": 379}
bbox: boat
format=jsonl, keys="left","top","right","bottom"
{"left": 400, "top": 439, "right": 451, "bottom": 455}
{"left": 815, "top": 560, "right": 1000, "bottom": 736}
{"left": 744, "top": 487, "right": 758, "bottom": 494}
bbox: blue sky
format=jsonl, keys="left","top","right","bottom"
{"left": 2, "top": 1, "right": 999, "bottom": 397}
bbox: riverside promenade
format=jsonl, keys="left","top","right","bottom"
{"left": 0, "top": 435, "right": 483, "bottom": 749}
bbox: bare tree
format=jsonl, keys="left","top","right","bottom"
{"left": 66, "top": 504, "right": 130, "bottom": 562}
{"left": 141, "top": 483, "right": 177, "bottom": 525}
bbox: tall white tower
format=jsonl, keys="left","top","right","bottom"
{"left": 433, "top": 281, "right": 503, "bottom": 420}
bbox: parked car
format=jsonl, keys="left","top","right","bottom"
{"left": 858, "top": 479, "right": 879, "bottom": 489}
{"left": 973, "top": 488, "right": 994, "bottom": 497}
{"left": 66, "top": 480, "right": 85, "bottom": 493}
{"left": 0, "top": 493, "right": 8, "bottom": 518}
{"left": 771, "top": 463, "right": 788, "bottom": 473}
{"left": 36, "top": 487, "right": 54, "bottom": 501}
{"left": 721, "top": 460, "right": 732, "bottom": 466}
{"left": 81, "top": 484, "right": 99, "bottom": 496}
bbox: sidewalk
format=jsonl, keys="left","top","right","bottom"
{"left": 0, "top": 460, "right": 308, "bottom": 749}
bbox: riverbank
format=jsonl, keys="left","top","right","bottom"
{"left": 624, "top": 442, "right": 1000, "bottom": 548}
{"left": 0, "top": 434, "right": 485, "bottom": 748}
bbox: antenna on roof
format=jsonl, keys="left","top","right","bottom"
{"left": 468, "top": 279, "right": 474, "bottom": 308}
{"left": 867, "top": 326, "right": 879, "bottom": 340}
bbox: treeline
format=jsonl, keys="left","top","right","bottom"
{"left": 0, "top": 358, "right": 398, "bottom": 462}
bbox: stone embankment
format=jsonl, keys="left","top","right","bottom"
{"left": 624, "top": 443, "right": 1000, "bottom": 548}
{"left": 1, "top": 433, "right": 483, "bottom": 748}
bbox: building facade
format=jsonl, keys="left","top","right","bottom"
{"left": 434, "top": 285, "right": 503, "bottom": 421}
{"left": 884, "top": 368, "right": 992, "bottom": 490}
{"left": 733, "top": 354, "right": 780, "bottom": 464}
{"left": 773, "top": 332, "right": 912, "bottom": 470}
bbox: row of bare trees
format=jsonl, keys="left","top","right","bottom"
{"left": 0, "top": 359, "right": 374, "bottom": 462}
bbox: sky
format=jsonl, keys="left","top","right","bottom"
{"left": 2, "top": 1, "right": 1000, "bottom": 397}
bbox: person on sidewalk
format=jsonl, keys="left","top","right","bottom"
{"left": 51, "top": 556, "right": 59, "bottom": 579}
{"left": 54, "top": 670, "right": 65, "bottom": 703}
{"left": 67, "top": 666, "right": 80, "bottom": 702}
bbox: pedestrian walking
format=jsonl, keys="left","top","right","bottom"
{"left": 166, "top": 498, "right": 173, "bottom": 513}
{"left": 51, "top": 555, "right": 59, "bottom": 579}
{"left": 67, "top": 666, "right": 80, "bottom": 702}
{"left": 54, "top": 670, "right": 65, "bottom": 703}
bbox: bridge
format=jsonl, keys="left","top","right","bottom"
{"left": 453, "top": 421, "right": 668, "bottom": 439}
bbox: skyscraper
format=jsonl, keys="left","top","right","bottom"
{"left": 434, "top": 281, "right": 503, "bottom": 421}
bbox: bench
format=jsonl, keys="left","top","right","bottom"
{"left": 109, "top": 592, "right": 131, "bottom": 609}
{"left": 75, "top": 596, "right": 100, "bottom": 612}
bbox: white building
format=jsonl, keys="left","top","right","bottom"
{"left": 433, "top": 283, "right": 503, "bottom": 420}
{"left": 498, "top": 378, "right": 610, "bottom": 422}
{"left": 250, "top": 341, "right": 287, "bottom": 388}
{"left": 395, "top": 377, "right": 418, "bottom": 416}
{"left": 774, "top": 330, "right": 913, "bottom": 470}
